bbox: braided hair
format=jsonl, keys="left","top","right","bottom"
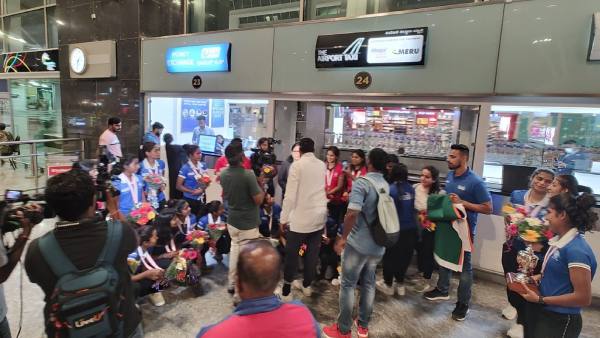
{"left": 549, "top": 193, "right": 598, "bottom": 233}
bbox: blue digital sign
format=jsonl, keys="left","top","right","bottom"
{"left": 166, "top": 43, "right": 231, "bottom": 73}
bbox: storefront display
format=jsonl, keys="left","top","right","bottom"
{"left": 324, "top": 103, "right": 467, "bottom": 159}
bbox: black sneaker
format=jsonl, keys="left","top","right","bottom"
{"left": 452, "top": 302, "right": 469, "bottom": 321}
{"left": 227, "top": 286, "right": 235, "bottom": 295}
{"left": 424, "top": 288, "right": 450, "bottom": 301}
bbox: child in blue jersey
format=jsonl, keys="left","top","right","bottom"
{"left": 520, "top": 193, "right": 597, "bottom": 338}
{"left": 113, "top": 155, "right": 145, "bottom": 216}
{"left": 377, "top": 162, "right": 417, "bottom": 297}
{"left": 139, "top": 142, "right": 167, "bottom": 210}
{"left": 176, "top": 144, "right": 209, "bottom": 217}
{"left": 128, "top": 226, "right": 166, "bottom": 306}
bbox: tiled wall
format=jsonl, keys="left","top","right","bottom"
{"left": 56, "top": 0, "right": 184, "bottom": 157}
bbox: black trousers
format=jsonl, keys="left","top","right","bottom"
{"left": 383, "top": 228, "right": 418, "bottom": 285}
{"left": 523, "top": 303, "right": 582, "bottom": 338}
{"left": 416, "top": 229, "right": 436, "bottom": 279}
{"left": 283, "top": 230, "right": 322, "bottom": 286}
{"left": 327, "top": 201, "right": 347, "bottom": 227}
{"left": 185, "top": 198, "right": 205, "bottom": 218}
{"left": 319, "top": 239, "right": 339, "bottom": 279}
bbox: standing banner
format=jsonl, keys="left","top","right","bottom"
{"left": 211, "top": 99, "right": 225, "bottom": 128}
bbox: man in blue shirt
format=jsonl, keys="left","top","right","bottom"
{"left": 143, "top": 122, "right": 164, "bottom": 145}
{"left": 322, "top": 148, "right": 388, "bottom": 338}
{"left": 424, "top": 144, "right": 492, "bottom": 322}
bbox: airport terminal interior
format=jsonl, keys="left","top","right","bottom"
{"left": 1, "top": 0, "right": 600, "bottom": 337}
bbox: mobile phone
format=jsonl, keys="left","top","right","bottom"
{"left": 5, "top": 190, "right": 23, "bottom": 202}
{"left": 342, "top": 160, "right": 349, "bottom": 170}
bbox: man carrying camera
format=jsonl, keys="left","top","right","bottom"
{"left": 25, "top": 169, "right": 141, "bottom": 337}
{"left": 250, "top": 138, "right": 278, "bottom": 196}
{"left": 0, "top": 203, "right": 41, "bottom": 338}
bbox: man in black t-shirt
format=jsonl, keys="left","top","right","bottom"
{"left": 25, "top": 169, "right": 141, "bottom": 337}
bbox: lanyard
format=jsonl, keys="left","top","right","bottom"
{"left": 208, "top": 213, "right": 221, "bottom": 225}
{"left": 143, "top": 159, "right": 159, "bottom": 175}
{"left": 165, "top": 239, "right": 177, "bottom": 253}
{"left": 137, "top": 247, "right": 163, "bottom": 271}
{"left": 188, "top": 160, "right": 204, "bottom": 177}
{"left": 185, "top": 215, "right": 194, "bottom": 233}
{"left": 326, "top": 165, "right": 336, "bottom": 187}
{"left": 120, "top": 173, "right": 139, "bottom": 204}
{"left": 352, "top": 168, "right": 363, "bottom": 179}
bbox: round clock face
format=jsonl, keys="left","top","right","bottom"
{"left": 70, "top": 48, "right": 87, "bottom": 74}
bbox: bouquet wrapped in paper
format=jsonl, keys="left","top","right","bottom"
{"left": 164, "top": 249, "right": 201, "bottom": 286}
{"left": 186, "top": 230, "right": 209, "bottom": 249}
{"left": 417, "top": 210, "right": 436, "bottom": 232}
{"left": 143, "top": 174, "right": 166, "bottom": 209}
{"left": 206, "top": 223, "right": 226, "bottom": 248}
{"left": 128, "top": 202, "right": 156, "bottom": 226}
{"left": 502, "top": 204, "right": 553, "bottom": 243}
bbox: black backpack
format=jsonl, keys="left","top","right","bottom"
{"left": 38, "top": 220, "right": 124, "bottom": 338}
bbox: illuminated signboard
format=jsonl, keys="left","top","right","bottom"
{"left": 315, "top": 28, "right": 427, "bottom": 68}
{"left": 166, "top": 43, "right": 231, "bottom": 73}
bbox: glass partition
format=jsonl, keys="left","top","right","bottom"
{"left": 148, "top": 96, "right": 271, "bottom": 156}
{"left": 483, "top": 105, "right": 600, "bottom": 194}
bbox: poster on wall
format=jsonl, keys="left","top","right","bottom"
{"left": 315, "top": 27, "right": 427, "bottom": 68}
{"left": 181, "top": 99, "right": 209, "bottom": 133}
{"left": 211, "top": 99, "right": 225, "bottom": 128}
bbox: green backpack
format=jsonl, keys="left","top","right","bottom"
{"left": 39, "top": 220, "right": 124, "bottom": 338}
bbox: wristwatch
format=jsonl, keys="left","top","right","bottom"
{"left": 538, "top": 295, "right": 545, "bottom": 305}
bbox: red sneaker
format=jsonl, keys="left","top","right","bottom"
{"left": 322, "top": 323, "right": 351, "bottom": 338}
{"left": 355, "top": 319, "right": 369, "bottom": 338}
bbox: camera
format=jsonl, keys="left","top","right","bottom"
{"left": 95, "top": 146, "right": 122, "bottom": 202}
{"left": 0, "top": 190, "right": 53, "bottom": 234}
{"left": 251, "top": 137, "right": 281, "bottom": 166}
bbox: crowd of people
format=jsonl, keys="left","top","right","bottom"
{"left": 0, "top": 115, "right": 595, "bottom": 338}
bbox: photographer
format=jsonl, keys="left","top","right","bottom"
{"left": 24, "top": 169, "right": 141, "bottom": 338}
{"left": 0, "top": 203, "right": 41, "bottom": 338}
{"left": 250, "top": 138, "right": 277, "bottom": 196}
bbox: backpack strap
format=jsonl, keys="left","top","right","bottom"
{"left": 97, "top": 220, "right": 123, "bottom": 265}
{"left": 38, "top": 231, "right": 78, "bottom": 277}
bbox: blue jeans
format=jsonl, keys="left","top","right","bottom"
{"left": 436, "top": 251, "right": 473, "bottom": 305}
{"left": 337, "top": 244, "right": 382, "bottom": 334}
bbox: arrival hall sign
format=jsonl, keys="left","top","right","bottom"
{"left": 315, "top": 27, "right": 427, "bottom": 68}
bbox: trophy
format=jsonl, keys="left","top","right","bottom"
{"left": 506, "top": 245, "right": 540, "bottom": 294}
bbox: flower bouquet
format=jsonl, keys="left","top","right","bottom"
{"left": 143, "top": 174, "right": 166, "bottom": 209}
{"left": 502, "top": 204, "right": 553, "bottom": 243}
{"left": 195, "top": 173, "right": 212, "bottom": 186}
{"left": 206, "top": 223, "right": 226, "bottom": 249}
{"left": 417, "top": 210, "right": 436, "bottom": 232}
{"left": 261, "top": 165, "right": 278, "bottom": 179}
{"left": 186, "top": 230, "right": 209, "bottom": 249}
{"left": 164, "top": 249, "right": 201, "bottom": 286}
{"left": 128, "top": 202, "right": 156, "bottom": 226}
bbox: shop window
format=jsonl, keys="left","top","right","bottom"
{"left": 46, "top": 6, "right": 58, "bottom": 48}
{"left": 4, "top": 9, "right": 46, "bottom": 52}
{"left": 304, "top": 0, "right": 474, "bottom": 20}
{"left": 324, "top": 103, "right": 479, "bottom": 176}
{"left": 187, "top": 0, "right": 300, "bottom": 32}
{"left": 484, "top": 105, "right": 600, "bottom": 194}
{"left": 148, "top": 96, "right": 270, "bottom": 156}
{"left": 4, "top": 0, "right": 44, "bottom": 15}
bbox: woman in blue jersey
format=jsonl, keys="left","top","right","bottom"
{"left": 139, "top": 142, "right": 167, "bottom": 210}
{"left": 176, "top": 144, "right": 209, "bottom": 217}
{"left": 520, "top": 193, "right": 597, "bottom": 338}
{"left": 114, "top": 155, "right": 145, "bottom": 216}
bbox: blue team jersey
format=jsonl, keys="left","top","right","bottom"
{"left": 445, "top": 168, "right": 491, "bottom": 236}
{"left": 178, "top": 162, "right": 207, "bottom": 200}
{"left": 389, "top": 181, "right": 417, "bottom": 231}
{"left": 143, "top": 132, "right": 160, "bottom": 145}
{"left": 139, "top": 159, "right": 166, "bottom": 202}
{"left": 198, "top": 214, "right": 227, "bottom": 231}
{"left": 113, "top": 174, "right": 144, "bottom": 215}
{"left": 540, "top": 230, "right": 597, "bottom": 315}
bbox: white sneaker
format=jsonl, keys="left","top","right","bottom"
{"left": 148, "top": 292, "right": 165, "bottom": 307}
{"left": 375, "top": 280, "right": 395, "bottom": 296}
{"left": 506, "top": 323, "right": 524, "bottom": 338}
{"left": 331, "top": 277, "right": 341, "bottom": 286}
{"left": 396, "top": 285, "right": 406, "bottom": 296}
{"left": 292, "top": 279, "right": 313, "bottom": 297}
{"left": 502, "top": 305, "right": 518, "bottom": 320}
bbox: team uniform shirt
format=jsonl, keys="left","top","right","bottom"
{"left": 197, "top": 295, "right": 320, "bottom": 338}
{"left": 389, "top": 181, "right": 417, "bottom": 231}
{"left": 197, "top": 214, "right": 224, "bottom": 231}
{"left": 139, "top": 159, "right": 167, "bottom": 202}
{"left": 99, "top": 129, "right": 122, "bottom": 158}
{"left": 510, "top": 189, "right": 549, "bottom": 220}
{"left": 540, "top": 228, "right": 597, "bottom": 315}
{"left": 178, "top": 161, "right": 208, "bottom": 200}
{"left": 325, "top": 162, "right": 344, "bottom": 203}
{"left": 114, "top": 173, "right": 144, "bottom": 215}
{"left": 345, "top": 166, "right": 367, "bottom": 196}
{"left": 142, "top": 131, "right": 160, "bottom": 145}
{"left": 444, "top": 168, "right": 491, "bottom": 236}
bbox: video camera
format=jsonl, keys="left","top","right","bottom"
{"left": 0, "top": 189, "right": 54, "bottom": 234}
{"left": 251, "top": 137, "right": 281, "bottom": 166}
{"left": 95, "top": 146, "right": 122, "bottom": 202}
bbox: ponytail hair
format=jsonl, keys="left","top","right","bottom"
{"left": 549, "top": 192, "right": 598, "bottom": 233}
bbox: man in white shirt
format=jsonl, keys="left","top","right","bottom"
{"left": 279, "top": 138, "right": 327, "bottom": 301}
{"left": 99, "top": 117, "right": 123, "bottom": 159}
